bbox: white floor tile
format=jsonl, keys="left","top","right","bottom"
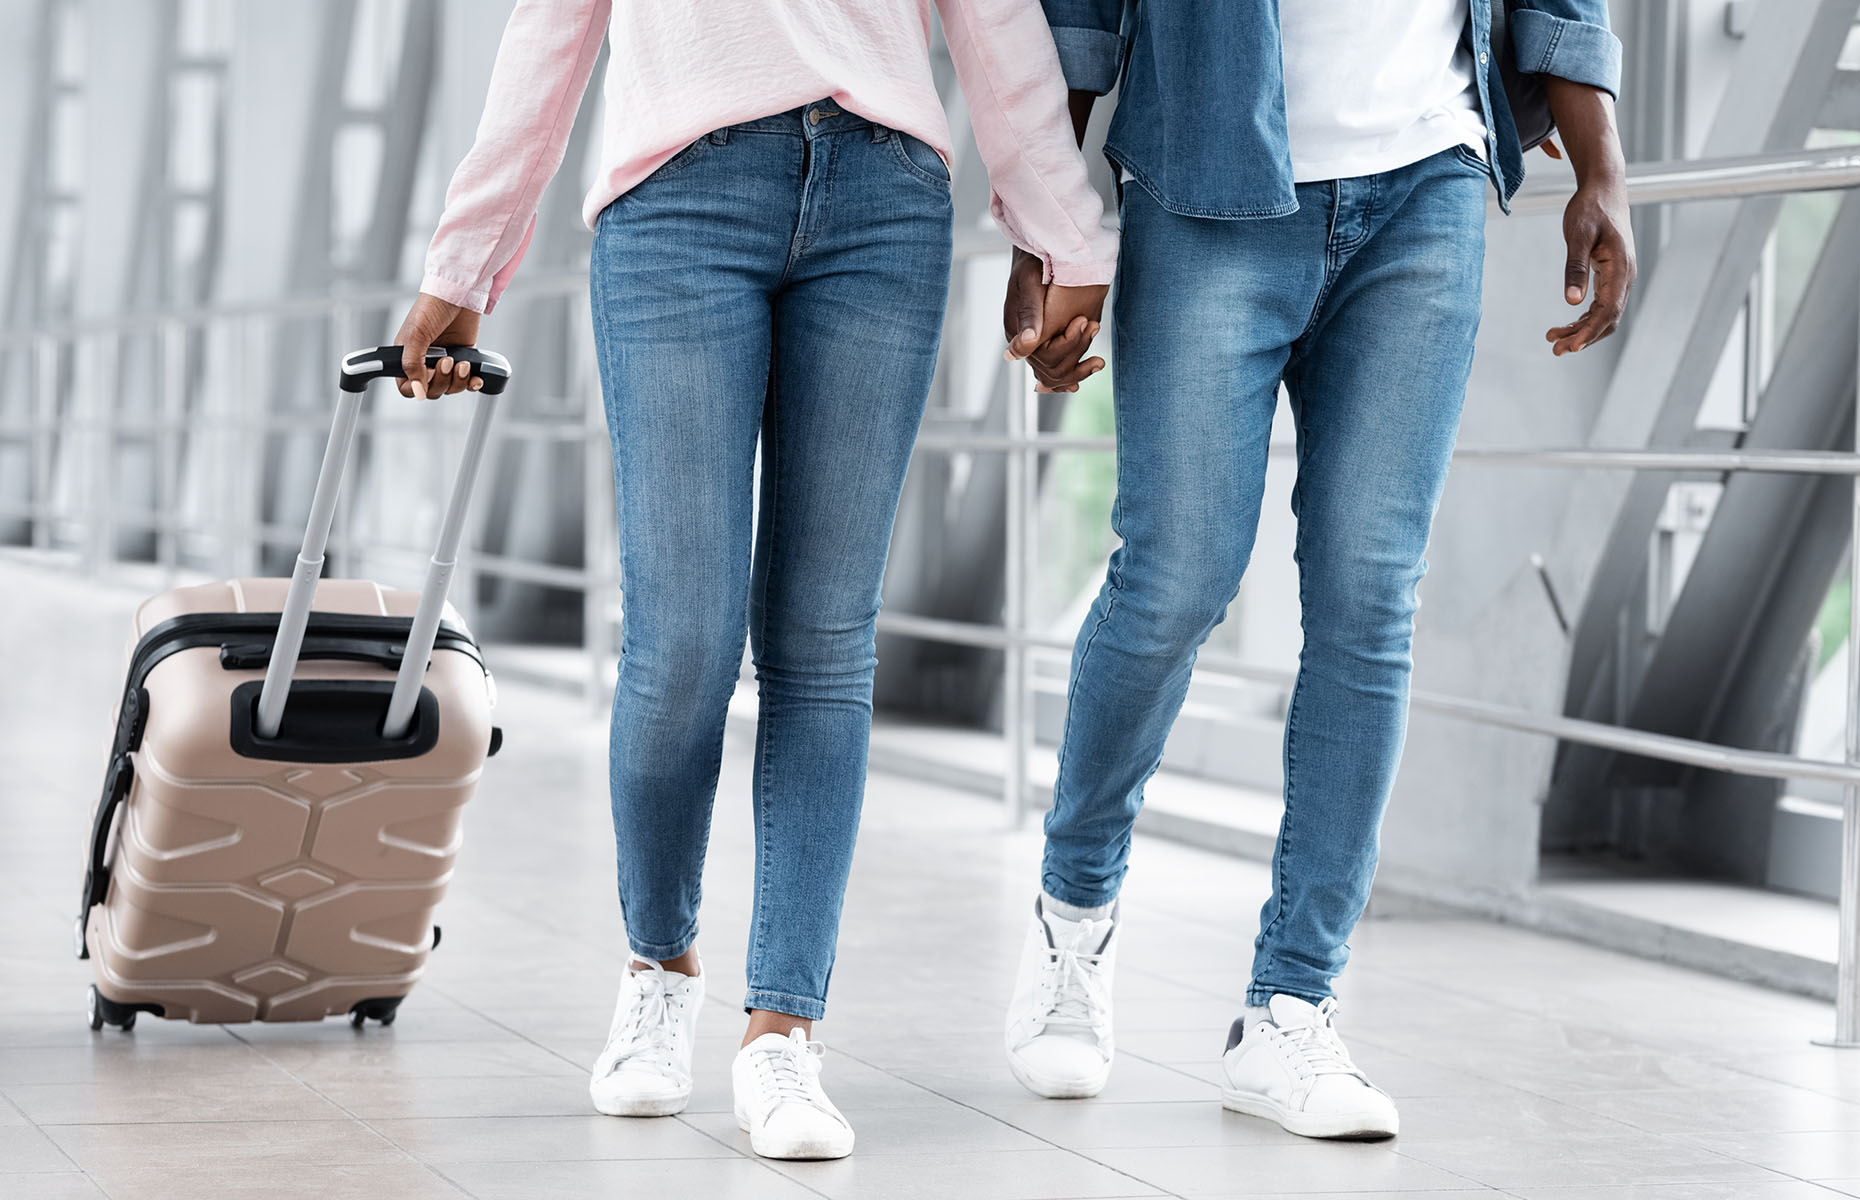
{"left": 4, "top": 557, "right": 1853, "bottom": 1198}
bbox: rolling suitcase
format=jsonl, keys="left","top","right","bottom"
{"left": 75, "top": 345, "right": 511, "bottom": 1029}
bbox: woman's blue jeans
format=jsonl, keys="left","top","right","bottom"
{"left": 590, "top": 105, "right": 953, "bottom": 1020}
{"left": 1042, "top": 147, "right": 1489, "bottom": 1007}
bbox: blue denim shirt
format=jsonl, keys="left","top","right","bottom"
{"left": 1040, "top": 0, "right": 1622, "bottom": 217}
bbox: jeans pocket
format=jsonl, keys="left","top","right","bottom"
{"left": 1449, "top": 144, "right": 1490, "bottom": 175}
{"left": 646, "top": 136, "right": 712, "bottom": 184}
{"left": 889, "top": 131, "right": 952, "bottom": 190}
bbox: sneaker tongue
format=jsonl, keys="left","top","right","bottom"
{"left": 1266, "top": 993, "right": 1322, "bottom": 1027}
{"left": 1041, "top": 909, "right": 1113, "bottom": 954}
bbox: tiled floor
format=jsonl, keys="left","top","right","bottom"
{"left": 4, "top": 556, "right": 1860, "bottom": 1200}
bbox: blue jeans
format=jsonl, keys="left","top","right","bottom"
{"left": 590, "top": 105, "right": 953, "bottom": 1020}
{"left": 1043, "top": 147, "right": 1487, "bottom": 1006}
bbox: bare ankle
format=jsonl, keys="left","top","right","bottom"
{"left": 742, "top": 1009, "right": 811, "bottom": 1047}
{"left": 632, "top": 948, "right": 701, "bottom": 977}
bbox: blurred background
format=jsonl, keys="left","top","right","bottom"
{"left": 3, "top": 0, "right": 1860, "bottom": 1028}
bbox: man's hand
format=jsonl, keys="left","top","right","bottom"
{"left": 1003, "top": 247, "right": 1109, "bottom": 393}
{"left": 1543, "top": 79, "right": 1636, "bottom": 356}
{"left": 393, "top": 293, "right": 483, "bottom": 398}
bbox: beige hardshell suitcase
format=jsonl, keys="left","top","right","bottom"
{"left": 77, "top": 346, "right": 510, "bottom": 1029}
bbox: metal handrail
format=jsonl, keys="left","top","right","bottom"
{"left": 915, "top": 436, "right": 1860, "bottom": 477}
{"left": 873, "top": 612, "right": 1860, "bottom": 788}
{"left": 1, "top": 146, "right": 1855, "bottom": 349}
{"left": 1505, "top": 144, "right": 1860, "bottom": 215}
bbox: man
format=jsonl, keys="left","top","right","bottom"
{"left": 1001, "top": 0, "right": 1634, "bottom": 1138}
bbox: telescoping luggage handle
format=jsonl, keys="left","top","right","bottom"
{"left": 253, "top": 346, "right": 511, "bottom": 743}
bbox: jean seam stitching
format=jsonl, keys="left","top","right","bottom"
{"left": 1047, "top": 345, "right": 1130, "bottom": 905}
{"left": 748, "top": 360, "right": 782, "bottom": 1008}
{"left": 890, "top": 131, "right": 953, "bottom": 192}
{"left": 1541, "top": 23, "right": 1564, "bottom": 73}
{"left": 782, "top": 144, "right": 811, "bottom": 283}
{"left": 743, "top": 989, "right": 826, "bottom": 1018}
{"left": 1302, "top": 184, "right": 1343, "bottom": 342}
{"left": 1254, "top": 399, "right": 1313, "bottom": 1000}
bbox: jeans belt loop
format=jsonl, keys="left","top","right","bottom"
{"left": 871, "top": 124, "right": 889, "bottom": 144}
{"left": 708, "top": 127, "right": 730, "bottom": 146}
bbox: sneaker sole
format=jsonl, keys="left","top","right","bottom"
{"left": 1220, "top": 1088, "right": 1397, "bottom": 1140}
{"left": 734, "top": 1106, "right": 854, "bottom": 1160}
{"left": 1006, "top": 1049, "right": 1112, "bottom": 1100}
{"left": 591, "top": 1086, "right": 691, "bottom": 1118}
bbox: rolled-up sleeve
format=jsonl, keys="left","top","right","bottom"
{"left": 940, "top": 0, "right": 1120, "bottom": 285}
{"left": 1038, "top": 0, "right": 1126, "bottom": 95}
{"left": 421, "top": 0, "right": 611, "bottom": 313}
{"left": 1510, "top": 1, "right": 1623, "bottom": 97}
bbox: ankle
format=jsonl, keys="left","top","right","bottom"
{"left": 632, "top": 948, "right": 701, "bottom": 977}
{"left": 742, "top": 1009, "right": 811, "bottom": 1047}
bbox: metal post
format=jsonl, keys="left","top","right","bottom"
{"left": 1020, "top": 372, "right": 1041, "bottom": 820}
{"left": 1826, "top": 280, "right": 1860, "bottom": 1048}
{"left": 90, "top": 335, "right": 119, "bottom": 575}
{"left": 584, "top": 407, "right": 611, "bottom": 710}
{"left": 581, "top": 291, "right": 612, "bottom": 712}
{"left": 229, "top": 318, "right": 262, "bottom": 579}
{"left": 330, "top": 307, "right": 356, "bottom": 581}
{"left": 31, "top": 336, "right": 56, "bottom": 550}
{"left": 1003, "top": 365, "right": 1033, "bottom": 828}
{"left": 157, "top": 319, "right": 185, "bottom": 576}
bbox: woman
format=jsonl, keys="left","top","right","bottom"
{"left": 394, "top": 0, "right": 1115, "bottom": 1162}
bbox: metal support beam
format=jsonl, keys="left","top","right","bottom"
{"left": 1547, "top": 0, "right": 1860, "bottom": 833}
{"left": 1826, "top": 254, "right": 1860, "bottom": 1047}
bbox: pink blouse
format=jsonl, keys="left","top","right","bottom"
{"left": 420, "top": 0, "right": 1119, "bottom": 314}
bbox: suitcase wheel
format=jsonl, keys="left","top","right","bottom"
{"left": 87, "top": 984, "right": 138, "bottom": 1032}
{"left": 348, "top": 996, "right": 404, "bottom": 1028}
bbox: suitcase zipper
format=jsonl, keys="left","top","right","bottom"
{"left": 125, "top": 612, "right": 484, "bottom": 693}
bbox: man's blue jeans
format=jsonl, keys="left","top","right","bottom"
{"left": 1043, "top": 146, "right": 1488, "bottom": 1006}
{"left": 589, "top": 106, "right": 953, "bottom": 1020}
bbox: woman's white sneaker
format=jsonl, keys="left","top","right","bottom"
{"left": 589, "top": 959, "right": 702, "bottom": 1117}
{"left": 1004, "top": 896, "right": 1119, "bottom": 1098}
{"left": 732, "top": 1028, "right": 855, "bottom": 1160}
{"left": 1219, "top": 994, "right": 1399, "bottom": 1139}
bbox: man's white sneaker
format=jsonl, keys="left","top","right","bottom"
{"left": 589, "top": 959, "right": 702, "bottom": 1117}
{"left": 1004, "top": 896, "right": 1118, "bottom": 1099}
{"left": 1220, "top": 994, "right": 1399, "bottom": 1139}
{"left": 732, "top": 1028, "right": 855, "bottom": 1160}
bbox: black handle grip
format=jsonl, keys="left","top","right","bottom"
{"left": 340, "top": 345, "right": 511, "bottom": 394}
{"left": 76, "top": 754, "right": 135, "bottom": 958}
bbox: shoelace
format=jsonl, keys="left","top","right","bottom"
{"left": 749, "top": 1028, "right": 831, "bottom": 1110}
{"left": 1265, "top": 998, "right": 1366, "bottom": 1081}
{"left": 1034, "top": 917, "right": 1111, "bottom": 1034}
{"left": 601, "top": 962, "right": 685, "bottom": 1075}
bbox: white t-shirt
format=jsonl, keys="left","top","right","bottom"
{"left": 1279, "top": 0, "right": 1487, "bottom": 183}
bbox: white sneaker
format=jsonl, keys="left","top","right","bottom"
{"left": 732, "top": 1028, "right": 855, "bottom": 1160}
{"left": 589, "top": 959, "right": 702, "bottom": 1117}
{"left": 1220, "top": 994, "right": 1399, "bottom": 1139}
{"left": 1004, "top": 896, "right": 1118, "bottom": 1098}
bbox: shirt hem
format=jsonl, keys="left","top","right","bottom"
{"left": 1289, "top": 130, "right": 1488, "bottom": 185}
{"left": 1105, "top": 143, "right": 1301, "bottom": 221}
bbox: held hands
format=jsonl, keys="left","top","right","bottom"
{"left": 1003, "top": 248, "right": 1110, "bottom": 393}
{"left": 393, "top": 293, "right": 484, "bottom": 398}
